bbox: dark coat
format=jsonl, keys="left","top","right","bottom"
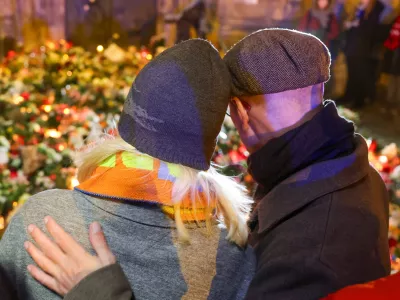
{"left": 383, "top": 48, "right": 400, "bottom": 75}
{"left": 344, "top": 1, "right": 386, "bottom": 59}
{"left": 246, "top": 136, "right": 390, "bottom": 300}
{"left": 0, "top": 265, "right": 17, "bottom": 300}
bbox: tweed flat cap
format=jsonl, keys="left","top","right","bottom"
{"left": 118, "top": 39, "right": 232, "bottom": 170}
{"left": 223, "top": 28, "right": 331, "bottom": 96}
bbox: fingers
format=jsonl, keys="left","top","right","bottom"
{"left": 89, "top": 222, "right": 116, "bottom": 266}
{"left": 28, "top": 224, "right": 67, "bottom": 268}
{"left": 44, "top": 216, "right": 86, "bottom": 259}
{"left": 27, "top": 264, "right": 66, "bottom": 296}
{"left": 25, "top": 241, "right": 60, "bottom": 277}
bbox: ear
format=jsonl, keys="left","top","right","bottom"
{"left": 230, "top": 97, "right": 250, "bottom": 131}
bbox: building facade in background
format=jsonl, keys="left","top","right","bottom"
{"left": 0, "top": 0, "right": 398, "bottom": 54}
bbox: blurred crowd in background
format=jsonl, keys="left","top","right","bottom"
{"left": 1, "top": 0, "right": 400, "bottom": 109}
{"left": 158, "top": 0, "right": 400, "bottom": 110}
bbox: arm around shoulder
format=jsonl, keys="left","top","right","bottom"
{"left": 64, "top": 263, "right": 135, "bottom": 300}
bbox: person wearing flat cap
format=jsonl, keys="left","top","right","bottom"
{"left": 223, "top": 28, "right": 390, "bottom": 299}
{"left": 4, "top": 30, "right": 390, "bottom": 300}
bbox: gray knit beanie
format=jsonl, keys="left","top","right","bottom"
{"left": 223, "top": 28, "right": 331, "bottom": 96}
{"left": 118, "top": 39, "right": 231, "bottom": 170}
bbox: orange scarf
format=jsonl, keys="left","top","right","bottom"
{"left": 76, "top": 151, "right": 214, "bottom": 222}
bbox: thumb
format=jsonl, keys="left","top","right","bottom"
{"left": 89, "top": 222, "right": 116, "bottom": 266}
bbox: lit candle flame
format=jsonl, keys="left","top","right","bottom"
{"left": 43, "top": 105, "right": 52, "bottom": 113}
{"left": 97, "top": 45, "right": 104, "bottom": 53}
{"left": 379, "top": 156, "right": 388, "bottom": 164}
{"left": 45, "top": 129, "right": 62, "bottom": 139}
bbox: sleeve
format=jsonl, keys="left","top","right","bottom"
{"left": 64, "top": 263, "right": 135, "bottom": 300}
{"left": 0, "top": 264, "right": 19, "bottom": 300}
{"left": 245, "top": 257, "right": 339, "bottom": 300}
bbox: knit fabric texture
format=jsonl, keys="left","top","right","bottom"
{"left": 118, "top": 39, "right": 232, "bottom": 171}
{"left": 223, "top": 28, "right": 331, "bottom": 96}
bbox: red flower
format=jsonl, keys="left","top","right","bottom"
{"left": 7, "top": 51, "right": 16, "bottom": 59}
{"left": 389, "top": 238, "right": 398, "bottom": 249}
{"left": 50, "top": 174, "right": 57, "bottom": 181}
{"left": 107, "top": 128, "right": 118, "bottom": 136}
{"left": 21, "top": 92, "right": 30, "bottom": 101}
{"left": 368, "top": 140, "right": 378, "bottom": 153}
{"left": 42, "top": 98, "right": 51, "bottom": 105}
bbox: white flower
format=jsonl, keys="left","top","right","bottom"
{"left": 0, "top": 147, "right": 9, "bottom": 165}
{"left": 392, "top": 166, "right": 400, "bottom": 181}
{"left": 53, "top": 153, "right": 62, "bottom": 163}
{"left": 0, "top": 136, "right": 10, "bottom": 148}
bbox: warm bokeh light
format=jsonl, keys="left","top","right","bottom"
{"left": 97, "top": 45, "right": 104, "bottom": 53}
{"left": 43, "top": 105, "right": 52, "bottom": 113}
{"left": 45, "top": 129, "right": 62, "bottom": 139}
{"left": 13, "top": 96, "right": 24, "bottom": 105}
{"left": 70, "top": 177, "right": 79, "bottom": 188}
{"left": 379, "top": 156, "right": 389, "bottom": 164}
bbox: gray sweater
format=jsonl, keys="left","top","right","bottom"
{"left": 0, "top": 189, "right": 255, "bottom": 300}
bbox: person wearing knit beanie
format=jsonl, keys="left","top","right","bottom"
{"left": 118, "top": 38, "right": 230, "bottom": 170}
{"left": 0, "top": 39, "right": 255, "bottom": 300}
{"left": 224, "top": 28, "right": 390, "bottom": 300}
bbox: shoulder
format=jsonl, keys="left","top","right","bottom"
{"left": 15, "top": 189, "right": 76, "bottom": 229}
{"left": 21, "top": 189, "right": 75, "bottom": 213}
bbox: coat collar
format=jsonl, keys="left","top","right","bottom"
{"left": 256, "top": 135, "right": 371, "bottom": 234}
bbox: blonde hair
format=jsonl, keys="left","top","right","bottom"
{"left": 74, "top": 135, "right": 253, "bottom": 247}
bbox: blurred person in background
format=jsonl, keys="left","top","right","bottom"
{"left": 298, "top": 0, "right": 340, "bottom": 58}
{"left": 383, "top": 14, "right": 400, "bottom": 107}
{"left": 342, "top": 0, "right": 385, "bottom": 108}
{"left": 176, "top": 0, "right": 207, "bottom": 42}
{"left": 298, "top": 0, "right": 340, "bottom": 97}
